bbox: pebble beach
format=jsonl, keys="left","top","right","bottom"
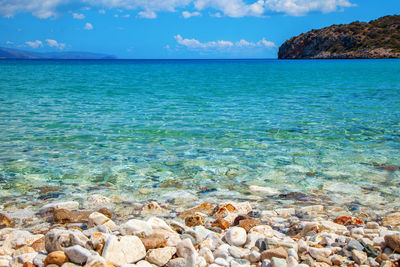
{"left": 1, "top": 190, "right": 399, "bottom": 267}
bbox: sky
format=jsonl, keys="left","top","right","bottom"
{"left": 0, "top": 0, "right": 399, "bottom": 59}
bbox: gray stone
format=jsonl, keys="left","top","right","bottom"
{"left": 260, "top": 259, "right": 271, "bottom": 267}
{"left": 347, "top": 239, "right": 364, "bottom": 251}
{"left": 168, "top": 258, "right": 186, "bottom": 267}
{"left": 64, "top": 245, "right": 92, "bottom": 264}
{"left": 256, "top": 238, "right": 267, "bottom": 252}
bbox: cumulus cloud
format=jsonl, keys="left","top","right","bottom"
{"left": 174, "top": 34, "right": 275, "bottom": 51}
{"left": 194, "top": 0, "right": 265, "bottom": 17}
{"left": 182, "top": 11, "right": 201, "bottom": 18}
{"left": 6, "top": 41, "right": 14, "bottom": 45}
{"left": 84, "top": 22, "right": 93, "bottom": 30}
{"left": 0, "top": 0, "right": 65, "bottom": 18}
{"left": 46, "top": 39, "right": 66, "bottom": 49}
{"left": 175, "top": 34, "right": 233, "bottom": 49}
{"left": 0, "top": 0, "right": 355, "bottom": 19}
{"left": 72, "top": 12, "right": 85, "bottom": 19}
{"left": 265, "top": 0, "right": 355, "bottom": 16}
{"left": 25, "top": 40, "right": 43, "bottom": 48}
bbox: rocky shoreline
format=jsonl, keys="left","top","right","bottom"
{"left": 1, "top": 193, "right": 400, "bottom": 267}
{"left": 278, "top": 15, "right": 400, "bottom": 59}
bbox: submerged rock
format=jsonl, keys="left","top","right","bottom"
{"left": 53, "top": 209, "right": 91, "bottom": 224}
{"left": 39, "top": 201, "right": 79, "bottom": 214}
{"left": 382, "top": 212, "right": 400, "bottom": 227}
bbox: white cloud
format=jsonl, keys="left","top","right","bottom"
{"left": 194, "top": 0, "right": 265, "bottom": 17}
{"left": 138, "top": 10, "right": 157, "bottom": 18}
{"left": 174, "top": 34, "right": 275, "bottom": 51}
{"left": 0, "top": 0, "right": 355, "bottom": 19}
{"left": 122, "top": 14, "right": 130, "bottom": 18}
{"left": 0, "top": 0, "right": 65, "bottom": 18}
{"left": 6, "top": 41, "right": 13, "bottom": 45}
{"left": 46, "top": 39, "right": 66, "bottom": 49}
{"left": 72, "top": 12, "right": 85, "bottom": 19}
{"left": 25, "top": 40, "right": 43, "bottom": 48}
{"left": 174, "top": 34, "right": 233, "bottom": 49}
{"left": 264, "top": 0, "right": 355, "bottom": 16}
{"left": 84, "top": 22, "right": 93, "bottom": 30}
{"left": 182, "top": 11, "right": 201, "bottom": 18}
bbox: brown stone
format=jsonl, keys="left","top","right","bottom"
{"left": 38, "top": 186, "right": 62, "bottom": 194}
{"left": 53, "top": 209, "right": 91, "bottom": 224}
{"left": 238, "top": 219, "right": 263, "bottom": 232}
{"left": 0, "top": 213, "right": 14, "bottom": 229}
{"left": 377, "top": 165, "right": 399, "bottom": 172}
{"left": 98, "top": 208, "right": 113, "bottom": 219}
{"left": 233, "top": 214, "right": 251, "bottom": 226}
{"left": 211, "top": 218, "right": 230, "bottom": 230}
{"left": 213, "top": 204, "right": 237, "bottom": 218}
{"left": 185, "top": 214, "right": 205, "bottom": 227}
{"left": 331, "top": 255, "right": 346, "bottom": 265}
{"left": 31, "top": 236, "right": 45, "bottom": 252}
{"left": 384, "top": 235, "right": 400, "bottom": 252}
{"left": 178, "top": 202, "right": 215, "bottom": 219}
{"left": 260, "top": 247, "right": 288, "bottom": 260}
{"left": 44, "top": 251, "right": 69, "bottom": 266}
{"left": 383, "top": 212, "right": 400, "bottom": 227}
{"left": 22, "top": 263, "right": 36, "bottom": 267}
{"left": 376, "top": 253, "right": 390, "bottom": 264}
{"left": 140, "top": 234, "right": 167, "bottom": 250}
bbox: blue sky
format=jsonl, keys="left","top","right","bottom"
{"left": 0, "top": 0, "right": 398, "bottom": 59}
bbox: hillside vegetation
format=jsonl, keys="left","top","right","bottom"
{"left": 278, "top": 15, "right": 400, "bottom": 59}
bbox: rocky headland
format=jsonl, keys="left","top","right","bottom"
{"left": 278, "top": 15, "right": 400, "bottom": 59}
{"left": 1, "top": 191, "right": 400, "bottom": 267}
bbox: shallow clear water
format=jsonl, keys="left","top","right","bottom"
{"left": 0, "top": 59, "right": 399, "bottom": 206}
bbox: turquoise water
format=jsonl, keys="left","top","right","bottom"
{"left": 0, "top": 59, "right": 399, "bottom": 206}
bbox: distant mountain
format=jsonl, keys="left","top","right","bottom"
{"left": 278, "top": 15, "right": 400, "bottom": 59}
{"left": 0, "top": 47, "right": 116, "bottom": 59}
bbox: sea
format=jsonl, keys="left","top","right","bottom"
{"left": 0, "top": 59, "right": 399, "bottom": 210}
